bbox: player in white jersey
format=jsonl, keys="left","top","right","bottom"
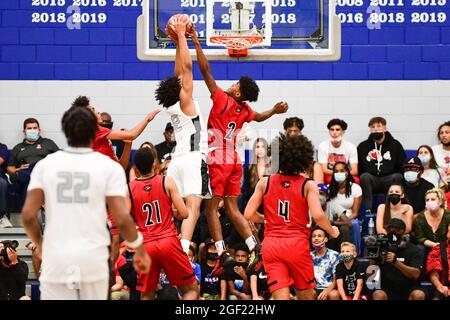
{"left": 21, "top": 107, "right": 150, "bottom": 300}
{"left": 155, "top": 16, "right": 210, "bottom": 255}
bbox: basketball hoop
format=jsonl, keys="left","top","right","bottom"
{"left": 209, "top": 35, "right": 263, "bottom": 57}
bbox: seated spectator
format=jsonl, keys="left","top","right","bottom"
{"left": 327, "top": 162, "right": 362, "bottom": 252}
{"left": 6, "top": 118, "right": 59, "bottom": 210}
{"left": 199, "top": 239, "right": 227, "bottom": 300}
{"left": 402, "top": 157, "right": 435, "bottom": 214}
{"left": 335, "top": 242, "right": 366, "bottom": 300}
{"left": 413, "top": 188, "right": 450, "bottom": 250}
{"left": 0, "top": 241, "right": 29, "bottom": 300}
{"left": 357, "top": 117, "right": 405, "bottom": 214}
{"left": 100, "top": 112, "right": 125, "bottom": 160}
{"left": 283, "top": 116, "right": 304, "bottom": 137}
{"left": 247, "top": 245, "right": 269, "bottom": 300}
{"left": 372, "top": 218, "right": 426, "bottom": 300}
{"left": 417, "top": 145, "right": 448, "bottom": 191}
{"left": 0, "top": 142, "right": 11, "bottom": 227}
{"left": 318, "top": 119, "right": 359, "bottom": 185}
{"left": 224, "top": 244, "right": 251, "bottom": 300}
{"left": 188, "top": 244, "right": 201, "bottom": 284}
{"left": 432, "top": 121, "right": 450, "bottom": 185}
{"left": 376, "top": 184, "right": 414, "bottom": 235}
{"left": 155, "top": 122, "right": 176, "bottom": 163}
{"left": 311, "top": 228, "right": 340, "bottom": 300}
{"left": 426, "top": 223, "right": 450, "bottom": 300}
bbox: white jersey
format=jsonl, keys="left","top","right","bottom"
{"left": 27, "top": 147, "right": 127, "bottom": 283}
{"left": 166, "top": 100, "right": 208, "bottom": 157}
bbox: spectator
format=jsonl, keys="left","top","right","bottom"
{"left": 247, "top": 257, "right": 269, "bottom": 300}
{"left": 426, "top": 223, "right": 450, "bottom": 300}
{"left": 431, "top": 121, "right": 450, "bottom": 185}
{"left": 318, "top": 119, "right": 359, "bottom": 185}
{"left": 335, "top": 242, "right": 366, "bottom": 300}
{"left": 199, "top": 239, "right": 227, "bottom": 300}
{"left": 372, "top": 218, "right": 426, "bottom": 300}
{"left": 283, "top": 117, "right": 304, "bottom": 137}
{"left": 327, "top": 162, "right": 362, "bottom": 252}
{"left": 318, "top": 183, "right": 329, "bottom": 211}
{"left": 417, "top": 145, "right": 448, "bottom": 192}
{"left": 311, "top": 228, "right": 340, "bottom": 300}
{"left": 6, "top": 118, "right": 59, "bottom": 210}
{"left": 155, "top": 122, "right": 176, "bottom": 163}
{"left": 224, "top": 245, "right": 251, "bottom": 300}
{"left": 402, "top": 157, "right": 435, "bottom": 214}
{"left": 100, "top": 112, "right": 125, "bottom": 160}
{"left": 413, "top": 188, "right": 450, "bottom": 250}
{"left": 188, "top": 245, "right": 202, "bottom": 284}
{"left": 357, "top": 117, "right": 405, "bottom": 213}
{"left": 376, "top": 184, "right": 414, "bottom": 235}
{"left": 0, "top": 241, "right": 28, "bottom": 300}
{"left": 0, "top": 142, "right": 11, "bottom": 227}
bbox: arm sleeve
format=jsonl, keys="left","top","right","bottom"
{"left": 352, "top": 183, "right": 363, "bottom": 198}
{"left": 105, "top": 162, "right": 127, "bottom": 197}
{"left": 357, "top": 263, "right": 366, "bottom": 279}
{"left": 27, "top": 161, "right": 44, "bottom": 191}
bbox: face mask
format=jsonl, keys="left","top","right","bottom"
{"left": 319, "top": 195, "right": 327, "bottom": 206}
{"left": 234, "top": 262, "right": 248, "bottom": 268}
{"left": 101, "top": 122, "right": 113, "bottom": 129}
{"left": 370, "top": 132, "right": 384, "bottom": 141}
{"left": 404, "top": 171, "right": 419, "bottom": 183}
{"left": 418, "top": 155, "right": 430, "bottom": 166}
{"left": 388, "top": 194, "right": 401, "bottom": 205}
{"left": 331, "top": 136, "right": 342, "bottom": 143}
{"left": 387, "top": 231, "right": 402, "bottom": 247}
{"left": 340, "top": 253, "right": 354, "bottom": 263}
{"left": 334, "top": 172, "right": 347, "bottom": 183}
{"left": 25, "top": 129, "right": 39, "bottom": 142}
{"left": 312, "top": 242, "right": 326, "bottom": 251}
{"left": 207, "top": 253, "right": 218, "bottom": 261}
{"left": 426, "top": 201, "right": 439, "bottom": 212}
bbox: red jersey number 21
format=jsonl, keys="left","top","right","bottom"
{"left": 278, "top": 200, "right": 290, "bottom": 222}
{"left": 143, "top": 201, "right": 161, "bottom": 226}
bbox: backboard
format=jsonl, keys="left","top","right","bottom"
{"left": 137, "top": 0, "right": 341, "bottom": 61}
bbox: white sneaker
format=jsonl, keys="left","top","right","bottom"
{"left": 0, "top": 216, "right": 13, "bottom": 228}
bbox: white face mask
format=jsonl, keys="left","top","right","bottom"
{"left": 404, "top": 171, "right": 419, "bottom": 183}
{"left": 334, "top": 172, "right": 347, "bottom": 183}
{"left": 330, "top": 136, "right": 343, "bottom": 143}
{"left": 426, "top": 200, "right": 439, "bottom": 212}
{"left": 418, "top": 154, "right": 430, "bottom": 166}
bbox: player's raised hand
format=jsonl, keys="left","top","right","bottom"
{"left": 133, "top": 247, "right": 151, "bottom": 274}
{"left": 173, "top": 15, "right": 188, "bottom": 36}
{"left": 188, "top": 23, "right": 198, "bottom": 41}
{"left": 272, "top": 101, "right": 289, "bottom": 114}
{"left": 146, "top": 108, "right": 161, "bottom": 123}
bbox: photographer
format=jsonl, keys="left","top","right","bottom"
{"left": 0, "top": 241, "right": 28, "bottom": 300}
{"left": 371, "top": 218, "right": 426, "bottom": 300}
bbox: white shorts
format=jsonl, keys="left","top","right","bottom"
{"left": 167, "top": 152, "right": 211, "bottom": 198}
{"left": 40, "top": 279, "right": 109, "bottom": 300}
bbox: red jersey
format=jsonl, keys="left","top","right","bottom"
{"left": 129, "top": 175, "right": 177, "bottom": 242}
{"left": 208, "top": 87, "right": 256, "bottom": 153}
{"left": 263, "top": 174, "right": 312, "bottom": 239}
{"left": 93, "top": 125, "right": 118, "bottom": 162}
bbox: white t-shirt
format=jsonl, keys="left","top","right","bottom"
{"left": 422, "top": 168, "right": 446, "bottom": 188}
{"left": 327, "top": 183, "right": 362, "bottom": 219}
{"left": 28, "top": 147, "right": 127, "bottom": 283}
{"left": 431, "top": 144, "right": 450, "bottom": 183}
{"left": 318, "top": 139, "right": 358, "bottom": 171}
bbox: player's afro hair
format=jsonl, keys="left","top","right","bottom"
{"left": 155, "top": 76, "right": 181, "bottom": 109}
{"left": 134, "top": 147, "right": 155, "bottom": 176}
{"left": 238, "top": 76, "right": 259, "bottom": 102}
{"left": 62, "top": 106, "right": 97, "bottom": 147}
{"left": 71, "top": 95, "right": 90, "bottom": 108}
{"left": 273, "top": 133, "right": 314, "bottom": 176}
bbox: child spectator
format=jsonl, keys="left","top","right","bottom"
{"left": 335, "top": 242, "right": 366, "bottom": 300}
{"left": 199, "top": 239, "right": 226, "bottom": 300}
{"left": 224, "top": 244, "right": 251, "bottom": 300}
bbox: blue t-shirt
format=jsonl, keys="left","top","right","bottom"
{"left": 311, "top": 248, "right": 340, "bottom": 290}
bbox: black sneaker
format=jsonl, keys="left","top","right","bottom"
{"left": 211, "top": 251, "right": 234, "bottom": 277}
{"left": 247, "top": 244, "right": 263, "bottom": 273}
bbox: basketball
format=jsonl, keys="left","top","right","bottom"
{"left": 165, "top": 14, "right": 194, "bottom": 40}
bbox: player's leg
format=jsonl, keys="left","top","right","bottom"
{"left": 271, "top": 287, "right": 291, "bottom": 300}
{"left": 137, "top": 241, "right": 161, "bottom": 300}
{"left": 178, "top": 282, "right": 200, "bottom": 300}
{"left": 79, "top": 279, "right": 110, "bottom": 300}
{"left": 288, "top": 237, "right": 316, "bottom": 300}
{"left": 296, "top": 288, "right": 316, "bottom": 300}
{"left": 180, "top": 195, "right": 202, "bottom": 254}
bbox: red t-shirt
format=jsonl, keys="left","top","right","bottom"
{"left": 129, "top": 175, "right": 177, "bottom": 242}
{"left": 263, "top": 174, "right": 312, "bottom": 239}
{"left": 208, "top": 87, "right": 256, "bottom": 153}
{"left": 426, "top": 242, "right": 450, "bottom": 285}
{"left": 93, "top": 125, "right": 118, "bottom": 162}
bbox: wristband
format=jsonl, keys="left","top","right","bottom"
{"left": 125, "top": 232, "right": 143, "bottom": 249}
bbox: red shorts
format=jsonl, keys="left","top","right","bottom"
{"left": 262, "top": 236, "right": 316, "bottom": 293}
{"left": 137, "top": 236, "right": 196, "bottom": 293}
{"left": 207, "top": 150, "right": 242, "bottom": 197}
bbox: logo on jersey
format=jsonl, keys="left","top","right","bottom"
{"left": 144, "top": 185, "right": 152, "bottom": 192}
{"left": 235, "top": 107, "right": 242, "bottom": 113}
{"left": 36, "top": 144, "right": 42, "bottom": 150}
{"left": 281, "top": 181, "right": 291, "bottom": 188}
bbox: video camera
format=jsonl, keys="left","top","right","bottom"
{"left": 0, "top": 240, "right": 19, "bottom": 265}
{"left": 363, "top": 234, "right": 397, "bottom": 264}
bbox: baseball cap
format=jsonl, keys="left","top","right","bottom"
{"left": 317, "top": 183, "right": 329, "bottom": 195}
{"left": 165, "top": 122, "right": 173, "bottom": 131}
{"left": 385, "top": 218, "right": 406, "bottom": 231}
{"left": 403, "top": 156, "right": 423, "bottom": 171}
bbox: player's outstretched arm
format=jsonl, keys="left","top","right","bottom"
{"left": 107, "top": 109, "right": 160, "bottom": 141}
{"left": 305, "top": 181, "right": 339, "bottom": 239}
{"left": 165, "top": 176, "right": 188, "bottom": 220}
{"left": 22, "top": 189, "right": 44, "bottom": 248}
{"left": 191, "top": 24, "right": 217, "bottom": 95}
{"left": 253, "top": 101, "right": 289, "bottom": 122}
{"left": 244, "top": 177, "right": 266, "bottom": 223}
{"left": 118, "top": 140, "right": 132, "bottom": 171}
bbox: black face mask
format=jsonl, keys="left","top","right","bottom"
{"left": 206, "top": 253, "right": 218, "bottom": 261}
{"left": 388, "top": 194, "right": 401, "bottom": 205}
{"left": 370, "top": 132, "right": 384, "bottom": 141}
{"left": 101, "top": 122, "right": 113, "bottom": 129}
{"left": 234, "top": 262, "right": 248, "bottom": 268}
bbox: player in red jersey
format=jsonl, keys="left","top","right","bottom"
{"left": 191, "top": 27, "right": 288, "bottom": 274}
{"left": 128, "top": 147, "right": 199, "bottom": 300}
{"left": 244, "top": 134, "right": 340, "bottom": 300}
